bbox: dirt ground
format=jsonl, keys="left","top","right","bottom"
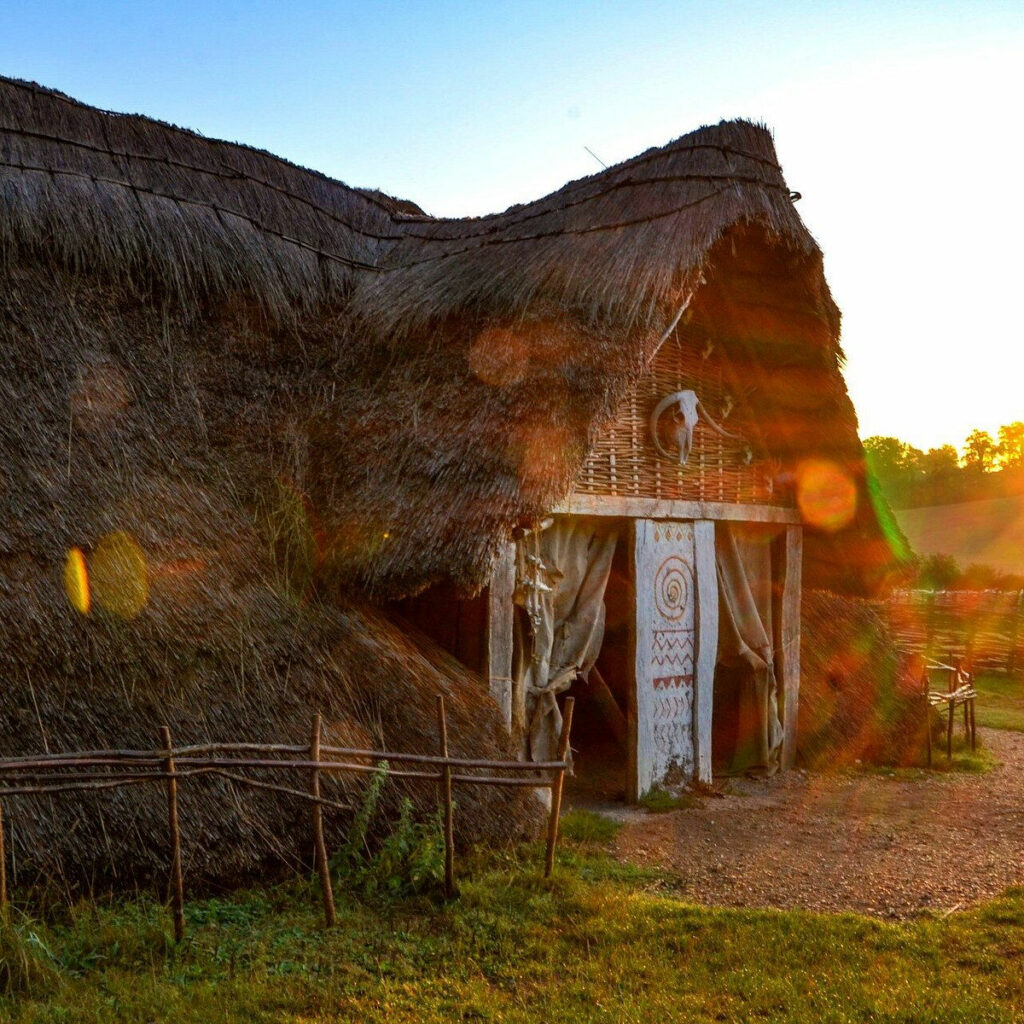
{"left": 594, "top": 728, "right": 1024, "bottom": 919}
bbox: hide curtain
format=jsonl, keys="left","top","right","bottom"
{"left": 715, "top": 523, "right": 783, "bottom": 775}
{"left": 513, "top": 518, "right": 618, "bottom": 762}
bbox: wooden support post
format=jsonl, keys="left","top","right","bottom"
{"left": 693, "top": 519, "right": 718, "bottom": 784}
{"left": 544, "top": 696, "right": 574, "bottom": 879}
{"left": 778, "top": 525, "right": 802, "bottom": 772}
{"left": 946, "top": 702, "right": 954, "bottom": 761}
{"left": 160, "top": 726, "right": 185, "bottom": 943}
{"left": 0, "top": 797, "right": 7, "bottom": 916}
{"left": 487, "top": 542, "right": 517, "bottom": 732}
{"left": 923, "top": 667, "right": 932, "bottom": 769}
{"left": 310, "top": 714, "right": 337, "bottom": 928}
{"left": 436, "top": 696, "right": 455, "bottom": 898}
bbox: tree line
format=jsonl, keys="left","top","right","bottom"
{"left": 864, "top": 422, "right": 1024, "bottom": 510}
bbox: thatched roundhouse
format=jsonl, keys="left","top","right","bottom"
{"left": 0, "top": 76, "right": 896, "bottom": 883}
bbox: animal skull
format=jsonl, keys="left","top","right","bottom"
{"left": 649, "top": 389, "right": 741, "bottom": 465}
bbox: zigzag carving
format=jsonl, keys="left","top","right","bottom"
{"left": 651, "top": 631, "right": 693, "bottom": 669}
{"left": 652, "top": 674, "right": 693, "bottom": 690}
{"left": 653, "top": 694, "right": 691, "bottom": 720}
{"left": 652, "top": 631, "right": 693, "bottom": 650}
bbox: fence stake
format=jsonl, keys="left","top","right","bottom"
{"left": 160, "top": 726, "right": 185, "bottom": 943}
{"left": 0, "top": 797, "right": 7, "bottom": 915}
{"left": 310, "top": 714, "right": 337, "bottom": 927}
{"left": 544, "top": 696, "right": 574, "bottom": 879}
{"left": 922, "top": 666, "right": 932, "bottom": 769}
{"left": 437, "top": 695, "right": 455, "bottom": 898}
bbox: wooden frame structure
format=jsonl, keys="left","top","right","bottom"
{"left": 487, "top": 489, "right": 803, "bottom": 799}
{"left": 0, "top": 698, "right": 575, "bottom": 932}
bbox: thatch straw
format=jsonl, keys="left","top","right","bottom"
{"left": 0, "top": 260, "right": 540, "bottom": 889}
{"left": 799, "top": 591, "right": 925, "bottom": 767}
{"left": 0, "top": 75, "right": 895, "bottom": 597}
{"left": 0, "top": 76, "right": 898, "bottom": 881}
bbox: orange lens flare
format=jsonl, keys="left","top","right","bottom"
{"left": 90, "top": 531, "right": 149, "bottom": 619}
{"left": 63, "top": 547, "right": 91, "bottom": 614}
{"left": 796, "top": 459, "right": 857, "bottom": 532}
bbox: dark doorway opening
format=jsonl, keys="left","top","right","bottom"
{"left": 564, "top": 537, "right": 634, "bottom": 805}
{"left": 387, "top": 581, "right": 488, "bottom": 677}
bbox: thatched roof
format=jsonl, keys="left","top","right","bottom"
{"left": 0, "top": 75, "right": 897, "bottom": 879}
{"left": 0, "top": 75, "right": 895, "bottom": 600}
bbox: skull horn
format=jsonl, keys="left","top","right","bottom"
{"left": 649, "top": 390, "right": 700, "bottom": 464}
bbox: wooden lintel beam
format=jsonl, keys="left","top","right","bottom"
{"left": 553, "top": 495, "right": 801, "bottom": 524}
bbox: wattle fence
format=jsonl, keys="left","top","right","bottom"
{"left": 0, "top": 696, "right": 575, "bottom": 938}
{"left": 885, "top": 589, "right": 1024, "bottom": 674}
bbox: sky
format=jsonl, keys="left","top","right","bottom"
{"left": 3, "top": 0, "right": 1022, "bottom": 453}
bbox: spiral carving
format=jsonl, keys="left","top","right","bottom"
{"left": 654, "top": 556, "right": 691, "bottom": 621}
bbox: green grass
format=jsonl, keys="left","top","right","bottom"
{"left": 974, "top": 673, "right": 1024, "bottom": 732}
{"left": 560, "top": 810, "right": 622, "bottom": 845}
{"left": 3, "top": 842, "right": 1024, "bottom": 1023}
{"left": 637, "top": 788, "right": 699, "bottom": 813}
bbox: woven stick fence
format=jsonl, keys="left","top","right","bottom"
{"left": 887, "top": 590, "right": 1024, "bottom": 675}
{"left": 0, "top": 696, "right": 574, "bottom": 938}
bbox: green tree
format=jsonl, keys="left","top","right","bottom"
{"left": 863, "top": 436, "right": 924, "bottom": 507}
{"left": 919, "top": 444, "right": 964, "bottom": 503}
{"left": 962, "top": 429, "right": 997, "bottom": 472}
{"left": 917, "top": 553, "right": 961, "bottom": 590}
{"left": 997, "top": 421, "right": 1024, "bottom": 468}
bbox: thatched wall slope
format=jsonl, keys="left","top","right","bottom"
{"left": 799, "top": 591, "right": 924, "bottom": 768}
{"left": 0, "top": 76, "right": 896, "bottom": 597}
{"left": 0, "top": 263, "right": 540, "bottom": 888}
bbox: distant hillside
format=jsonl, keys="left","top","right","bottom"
{"left": 895, "top": 495, "right": 1024, "bottom": 575}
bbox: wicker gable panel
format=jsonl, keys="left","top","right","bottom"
{"left": 573, "top": 333, "right": 778, "bottom": 504}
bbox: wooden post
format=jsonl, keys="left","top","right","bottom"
{"left": 310, "top": 714, "right": 337, "bottom": 927}
{"left": 923, "top": 666, "right": 932, "bottom": 768}
{"left": 436, "top": 696, "right": 455, "bottom": 898}
{"left": 160, "top": 726, "right": 185, "bottom": 943}
{"left": 946, "top": 700, "right": 954, "bottom": 761}
{"left": 693, "top": 519, "right": 718, "bottom": 784}
{"left": 0, "top": 798, "right": 7, "bottom": 916}
{"left": 487, "top": 543, "right": 517, "bottom": 731}
{"left": 970, "top": 693, "right": 977, "bottom": 751}
{"left": 544, "top": 696, "right": 574, "bottom": 879}
{"left": 961, "top": 664, "right": 970, "bottom": 740}
{"left": 778, "top": 525, "right": 802, "bottom": 771}
{"left": 633, "top": 520, "right": 697, "bottom": 797}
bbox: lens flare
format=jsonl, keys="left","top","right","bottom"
{"left": 91, "top": 531, "right": 149, "bottom": 619}
{"left": 468, "top": 327, "right": 531, "bottom": 387}
{"left": 796, "top": 459, "right": 857, "bottom": 532}
{"left": 63, "top": 547, "right": 91, "bottom": 614}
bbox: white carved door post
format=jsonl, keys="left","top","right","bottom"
{"left": 632, "top": 519, "right": 696, "bottom": 797}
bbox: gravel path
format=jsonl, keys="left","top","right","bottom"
{"left": 609, "top": 728, "right": 1024, "bottom": 918}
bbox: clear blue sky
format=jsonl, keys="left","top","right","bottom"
{"left": 4, "top": 1, "right": 1022, "bottom": 451}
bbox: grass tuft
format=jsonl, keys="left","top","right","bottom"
{"left": 560, "top": 810, "right": 621, "bottom": 845}
{"left": 638, "top": 788, "right": 699, "bottom": 813}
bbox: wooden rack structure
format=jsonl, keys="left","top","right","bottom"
{"left": 0, "top": 696, "right": 575, "bottom": 938}
{"left": 917, "top": 659, "right": 977, "bottom": 765}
